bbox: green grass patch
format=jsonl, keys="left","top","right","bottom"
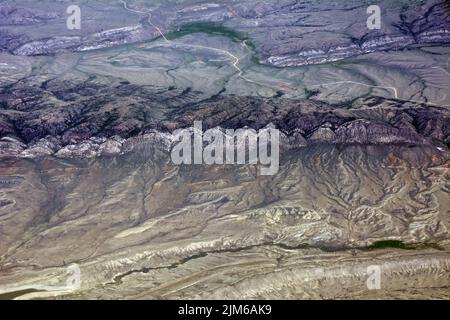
{"left": 363, "top": 240, "right": 414, "bottom": 250}
{"left": 166, "top": 22, "right": 248, "bottom": 42}
{"left": 362, "top": 240, "right": 443, "bottom": 251}
{"left": 165, "top": 22, "right": 260, "bottom": 63}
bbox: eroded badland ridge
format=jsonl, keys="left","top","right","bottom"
{"left": 0, "top": 0, "right": 449, "bottom": 299}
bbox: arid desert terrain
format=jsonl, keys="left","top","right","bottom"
{"left": 0, "top": 0, "right": 449, "bottom": 299}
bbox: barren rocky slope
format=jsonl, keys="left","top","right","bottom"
{"left": 0, "top": 143, "right": 449, "bottom": 299}
{"left": 1, "top": 0, "right": 450, "bottom": 67}
{"left": 0, "top": 86, "right": 449, "bottom": 299}
{"left": 0, "top": 78, "right": 449, "bottom": 158}
{"left": 0, "top": 0, "right": 449, "bottom": 300}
